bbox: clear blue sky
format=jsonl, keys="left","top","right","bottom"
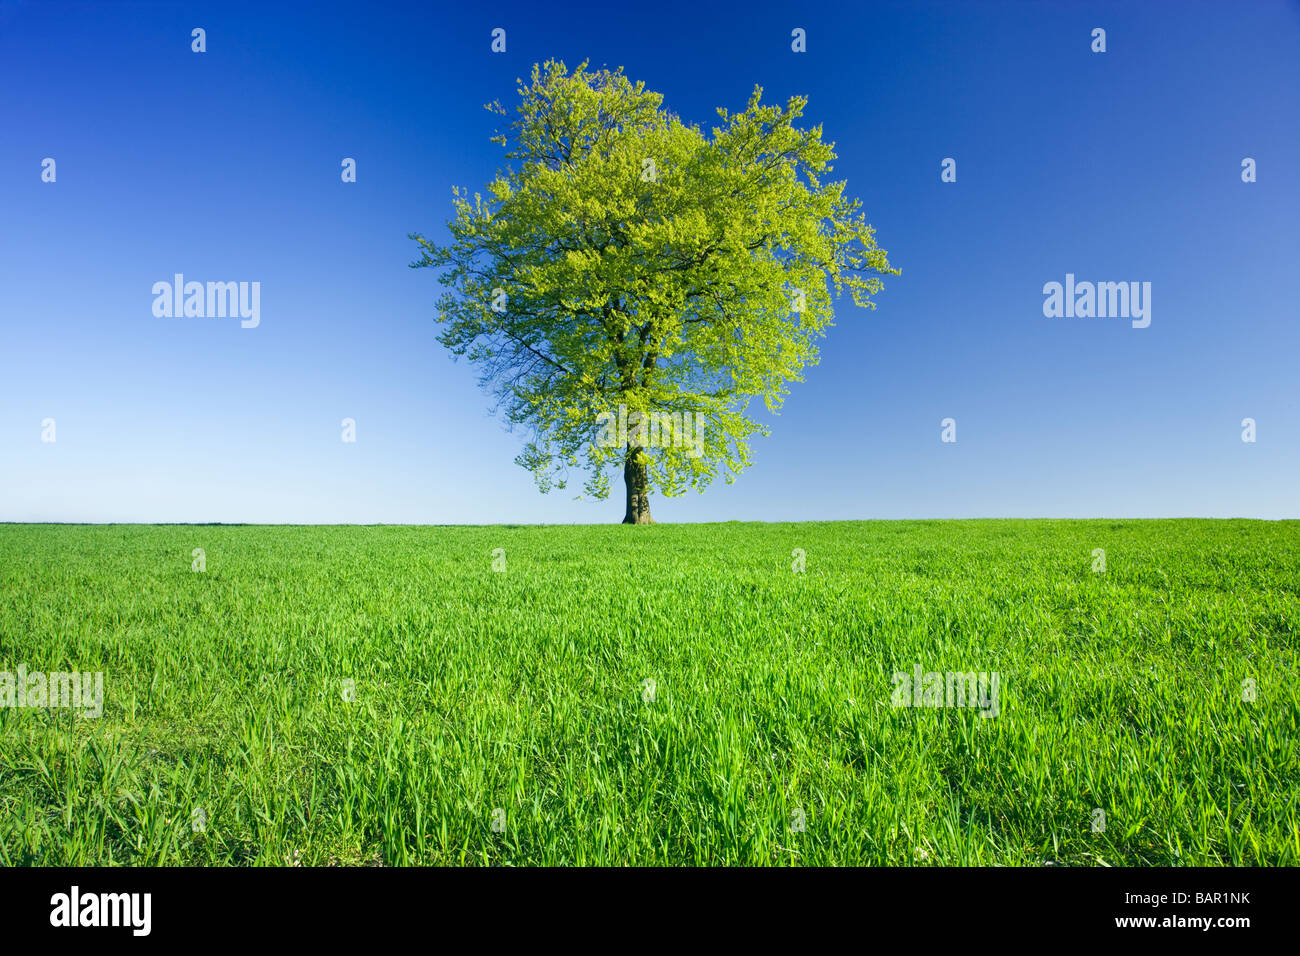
{"left": 2, "top": 0, "right": 1297, "bottom": 523}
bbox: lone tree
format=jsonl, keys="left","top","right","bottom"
{"left": 411, "top": 61, "right": 896, "bottom": 523}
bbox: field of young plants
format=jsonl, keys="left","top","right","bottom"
{"left": 0, "top": 520, "right": 1296, "bottom": 865}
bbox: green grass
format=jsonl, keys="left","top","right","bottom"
{"left": 1, "top": 520, "right": 1296, "bottom": 866}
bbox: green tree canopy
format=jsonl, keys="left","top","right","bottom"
{"left": 411, "top": 60, "right": 897, "bottom": 522}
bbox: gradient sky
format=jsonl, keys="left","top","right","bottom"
{"left": 1, "top": 0, "right": 1297, "bottom": 523}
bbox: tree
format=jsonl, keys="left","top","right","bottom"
{"left": 411, "top": 60, "right": 897, "bottom": 523}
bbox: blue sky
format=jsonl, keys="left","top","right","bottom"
{"left": 1, "top": 0, "right": 1297, "bottom": 523}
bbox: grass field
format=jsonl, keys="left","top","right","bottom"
{"left": 0, "top": 520, "right": 1296, "bottom": 866}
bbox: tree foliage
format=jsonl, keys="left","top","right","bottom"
{"left": 410, "top": 60, "right": 897, "bottom": 509}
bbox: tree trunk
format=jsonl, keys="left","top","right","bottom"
{"left": 622, "top": 446, "right": 654, "bottom": 524}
